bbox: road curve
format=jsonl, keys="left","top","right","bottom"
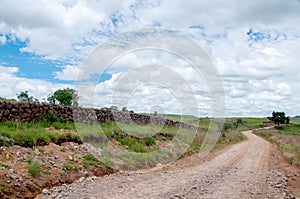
{"left": 39, "top": 129, "right": 290, "bottom": 199}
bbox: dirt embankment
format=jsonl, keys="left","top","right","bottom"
{"left": 0, "top": 142, "right": 115, "bottom": 199}
{"left": 38, "top": 129, "right": 300, "bottom": 199}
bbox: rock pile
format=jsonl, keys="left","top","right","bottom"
{"left": 0, "top": 101, "right": 198, "bottom": 130}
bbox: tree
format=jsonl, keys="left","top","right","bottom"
{"left": 47, "top": 88, "right": 79, "bottom": 106}
{"left": 268, "top": 111, "right": 290, "bottom": 128}
{"left": 109, "top": 106, "right": 118, "bottom": 111}
{"left": 234, "top": 118, "right": 244, "bottom": 128}
{"left": 16, "top": 91, "right": 38, "bottom": 102}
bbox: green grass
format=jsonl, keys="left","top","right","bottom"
{"left": 161, "top": 114, "right": 201, "bottom": 126}
{"left": 291, "top": 119, "right": 300, "bottom": 125}
{"left": 83, "top": 153, "right": 100, "bottom": 168}
{"left": 0, "top": 113, "right": 269, "bottom": 170}
{"left": 276, "top": 123, "right": 300, "bottom": 135}
{"left": 162, "top": 114, "right": 268, "bottom": 130}
{"left": 27, "top": 157, "right": 42, "bottom": 177}
{"left": 114, "top": 134, "right": 158, "bottom": 153}
{"left": 212, "top": 130, "right": 245, "bottom": 151}
{"left": 0, "top": 97, "right": 17, "bottom": 102}
{"left": 64, "top": 163, "right": 79, "bottom": 172}
{"left": 0, "top": 163, "right": 11, "bottom": 169}
{"left": 0, "top": 120, "right": 81, "bottom": 148}
{"left": 77, "top": 121, "right": 184, "bottom": 153}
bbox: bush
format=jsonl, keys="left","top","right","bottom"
{"left": 222, "top": 123, "right": 232, "bottom": 132}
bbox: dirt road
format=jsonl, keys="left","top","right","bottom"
{"left": 39, "top": 129, "right": 295, "bottom": 199}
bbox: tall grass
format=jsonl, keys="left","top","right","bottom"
{"left": 254, "top": 125, "right": 300, "bottom": 165}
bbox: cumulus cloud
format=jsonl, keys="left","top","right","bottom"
{"left": 54, "top": 65, "right": 90, "bottom": 81}
{"left": 0, "top": 0, "right": 300, "bottom": 116}
{"left": 0, "top": 65, "right": 72, "bottom": 101}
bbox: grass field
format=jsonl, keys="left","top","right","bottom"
{"left": 291, "top": 119, "right": 300, "bottom": 125}
{"left": 160, "top": 114, "right": 201, "bottom": 126}
{"left": 162, "top": 114, "right": 268, "bottom": 130}
{"left": 0, "top": 97, "right": 16, "bottom": 102}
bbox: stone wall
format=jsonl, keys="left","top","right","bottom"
{"left": 0, "top": 101, "right": 197, "bottom": 129}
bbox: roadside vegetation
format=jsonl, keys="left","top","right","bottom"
{"left": 0, "top": 120, "right": 80, "bottom": 148}
{"left": 254, "top": 120, "right": 300, "bottom": 165}
{"left": 0, "top": 109, "right": 270, "bottom": 170}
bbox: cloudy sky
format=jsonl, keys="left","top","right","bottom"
{"left": 0, "top": 0, "right": 299, "bottom": 117}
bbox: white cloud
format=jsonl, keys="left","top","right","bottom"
{"left": 261, "top": 48, "right": 282, "bottom": 57}
{"left": 54, "top": 65, "right": 90, "bottom": 81}
{"left": 0, "top": 35, "right": 6, "bottom": 45}
{"left": 0, "top": 0, "right": 300, "bottom": 116}
{"left": 0, "top": 66, "right": 72, "bottom": 101}
{"left": 0, "top": 66, "right": 19, "bottom": 76}
{"left": 0, "top": 0, "right": 119, "bottom": 60}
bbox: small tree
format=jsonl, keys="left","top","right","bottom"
{"left": 16, "top": 91, "right": 38, "bottom": 102}
{"left": 121, "top": 106, "right": 127, "bottom": 112}
{"left": 110, "top": 106, "right": 118, "bottom": 111}
{"left": 268, "top": 111, "right": 290, "bottom": 128}
{"left": 234, "top": 118, "right": 244, "bottom": 128}
{"left": 47, "top": 88, "right": 79, "bottom": 106}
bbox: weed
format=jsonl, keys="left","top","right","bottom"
{"left": 64, "top": 163, "right": 79, "bottom": 172}
{"left": 145, "top": 137, "right": 156, "bottom": 146}
{"left": 38, "top": 148, "right": 44, "bottom": 153}
{"left": 0, "top": 163, "right": 11, "bottom": 169}
{"left": 27, "top": 157, "right": 42, "bottom": 177}
{"left": 102, "top": 157, "right": 115, "bottom": 167}
{"left": 43, "top": 170, "right": 51, "bottom": 175}
{"left": 83, "top": 153, "right": 100, "bottom": 168}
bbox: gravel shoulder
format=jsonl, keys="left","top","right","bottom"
{"left": 38, "top": 129, "right": 299, "bottom": 199}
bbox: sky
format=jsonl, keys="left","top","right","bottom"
{"left": 0, "top": 0, "right": 300, "bottom": 117}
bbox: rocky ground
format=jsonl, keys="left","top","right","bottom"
{"left": 36, "top": 129, "right": 300, "bottom": 199}
{"left": 0, "top": 135, "right": 116, "bottom": 198}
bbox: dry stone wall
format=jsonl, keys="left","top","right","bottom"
{"left": 0, "top": 101, "right": 197, "bottom": 129}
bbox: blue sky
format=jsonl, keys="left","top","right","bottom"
{"left": 0, "top": 0, "right": 300, "bottom": 117}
